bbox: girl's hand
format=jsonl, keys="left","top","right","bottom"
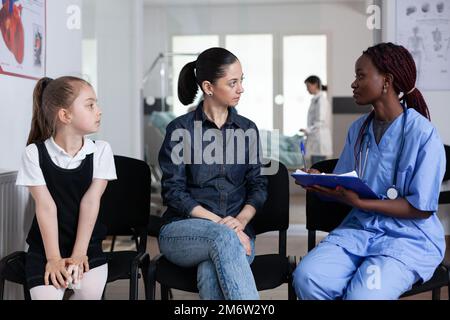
{"left": 44, "top": 258, "right": 70, "bottom": 289}
{"left": 236, "top": 230, "right": 252, "bottom": 256}
{"left": 66, "top": 255, "right": 89, "bottom": 281}
{"left": 307, "top": 185, "right": 362, "bottom": 208}
{"left": 218, "top": 216, "right": 245, "bottom": 232}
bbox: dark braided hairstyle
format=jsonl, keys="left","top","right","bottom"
{"left": 363, "top": 42, "right": 430, "bottom": 120}
{"left": 354, "top": 42, "right": 431, "bottom": 162}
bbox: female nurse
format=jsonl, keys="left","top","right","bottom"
{"left": 293, "top": 42, "right": 446, "bottom": 300}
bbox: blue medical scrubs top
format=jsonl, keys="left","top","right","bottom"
{"left": 324, "top": 108, "right": 446, "bottom": 282}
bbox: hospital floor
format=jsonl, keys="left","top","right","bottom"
{"left": 102, "top": 194, "right": 450, "bottom": 300}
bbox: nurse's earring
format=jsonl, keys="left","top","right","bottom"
{"left": 383, "top": 84, "right": 388, "bottom": 94}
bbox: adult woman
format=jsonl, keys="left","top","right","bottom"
{"left": 300, "top": 75, "right": 332, "bottom": 165}
{"left": 158, "top": 47, "right": 267, "bottom": 300}
{"left": 293, "top": 43, "right": 446, "bottom": 300}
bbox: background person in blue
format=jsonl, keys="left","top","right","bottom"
{"left": 293, "top": 42, "right": 446, "bottom": 300}
{"left": 158, "top": 47, "right": 267, "bottom": 299}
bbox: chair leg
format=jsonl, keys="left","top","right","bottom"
{"left": 448, "top": 268, "right": 450, "bottom": 301}
{"left": 431, "top": 287, "right": 441, "bottom": 300}
{"left": 147, "top": 262, "right": 156, "bottom": 300}
{"left": 161, "top": 284, "right": 170, "bottom": 300}
{"left": 141, "top": 256, "right": 152, "bottom": 300}
{"left": 110, "top": 236, "right": 116, "bottom": 252}
{"left": 23, "top": 285, "right": 31, "bottom": 300}
{"left": 130, "top": 265, "right": 139, "bottom": 300}
{"left": 288, "top": 281, "right": 296, "bottom": 300}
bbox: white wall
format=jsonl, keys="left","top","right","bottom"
{"left": 383, "top": 0, "right": 450, "bottom": 145}
{"left": 143, "top": 1, "right": 374, "bottom": 122}
{"left": 94, "top": 0, "right": 144, "bottom": 159}
{"left": 0, "top": 0, "right": 82, "bottom": 170}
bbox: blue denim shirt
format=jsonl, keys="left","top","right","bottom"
{"left": 158, "top": 102, "right": 268, "bottom": 237}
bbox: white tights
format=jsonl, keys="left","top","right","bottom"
{"left": 29, "top": 264, "right": 108, "bottom": 300}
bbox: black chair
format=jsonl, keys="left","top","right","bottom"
{"left": 0, "top": 252, "right": 30, "bottom": 300}
{"left": 0, "top": 155, "right": 151, "bottom": 300}
{"left": 306, "top": 158, "right": 450, "bottom": 300}
{"left": 100, "top": 155, "right": 151, "bottom": 300}
{"left": 148, "top": 160, "right": 297, "bottom": 300}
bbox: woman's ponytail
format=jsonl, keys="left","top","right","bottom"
{"left": 401, "top": 88, "right": 430, "bottom": 120}
{"left": 177, "top": 61, "right": 198, "bottom": 105}
{"left": 27, "top": 77, "right": 53, "bottom": 145}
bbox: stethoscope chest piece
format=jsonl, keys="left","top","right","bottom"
{"left": 387, "top": 186, "right": 399, "bottom": 200}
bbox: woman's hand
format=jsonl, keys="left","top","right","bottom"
{"left": 295, "top": 168, "right": 321, "bottom": 188}
{"left": 307, "top": 185, "right": 362, "bottom": 208}
{"left": 44, "top": 258, "right": 70, "bottom": 289}
{"left": 218, "top": 216, "right": 245, "bottom": 232}
{"left": 66, "top": 255, "right": 89, "bottom": 281}
{"left": 236, "top": 230, "right": 252, "bottom": 256}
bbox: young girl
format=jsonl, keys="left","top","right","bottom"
{"left": 158, "top": 47, "right": 267, "bottom": 299}
{"left": 16, "top": 76, "right": 117, "bottom": 300}
{"left": 293, "top": 42, "right": 446, "bottom": 299}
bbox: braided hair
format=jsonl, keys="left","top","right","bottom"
{"left": 354, "top": 42, "right": 431, "bottom": 161}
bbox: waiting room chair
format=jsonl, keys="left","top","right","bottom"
{"left": 306, "top": 158, "right": 450, "bottom": 300}
{"left": 0, "top": 155, "right": 151, "bottom": 300}
{"left": 100, "top": 155, "right": 151, "bottom": 300}
{"left": 147, "top": 160, "right": 297, "bottom": 300}
{"left": 0, "top": 252, "right": 29, "bottom": 300}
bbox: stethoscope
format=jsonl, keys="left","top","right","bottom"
{"left": 356, "top": 105, "right": 407, "bottom": 200}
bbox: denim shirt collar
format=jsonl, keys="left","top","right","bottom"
{"left": 194, "top": 100, "right": 245, "bottom": 129}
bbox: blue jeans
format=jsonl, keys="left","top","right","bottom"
{"left": 159, "top": 218, "right": 259, "bottom": 300}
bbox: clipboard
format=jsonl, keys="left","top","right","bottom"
{"left": 291, "top": 171, "right": 379, "bottom": 200}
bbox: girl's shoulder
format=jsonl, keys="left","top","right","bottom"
{"left": 22, "top": 143, "right": 40, "bottom": 164}
{"left": 87, "top": 139, "right": 113, "bottom": 153}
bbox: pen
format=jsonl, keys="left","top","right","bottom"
{"left": 300, "top": 140, "right": 307, "bottom": 170}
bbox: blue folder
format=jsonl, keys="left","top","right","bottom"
{"left": 291, "top": 172, "right": 379, "bottom": 200}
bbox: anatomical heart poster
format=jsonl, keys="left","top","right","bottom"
{"left": 0, "top": 0, "right": 45, "bottom": 80}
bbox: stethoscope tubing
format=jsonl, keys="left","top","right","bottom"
{"left": 356, "top": 105, "right": 408, "bottom": 196}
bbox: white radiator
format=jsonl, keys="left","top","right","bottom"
{"left": 0, "top": 170, "right": 34, "bottom": 299}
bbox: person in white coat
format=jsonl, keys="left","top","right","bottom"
{"left": 300, "top": 75, "right": 333, "bottom": 165}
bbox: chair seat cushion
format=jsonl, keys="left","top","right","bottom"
{"left": 251, "top": 254, "right": 290, "bottom": 291}
{"left": 155, "top": 257, "right": 198, "bottom": 293}
{"left": 1, "top": 251, "right": 27, "bottom": 285}
{"left": 155, "top": 254, "right": 291, "bottom": 293}
{"left": 104, "top": 251, "right": 140, "bottom": 282}
{"left": 401, "top": 264, "right": 449, "bottom": 297}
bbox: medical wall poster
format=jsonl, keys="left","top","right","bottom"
{"left": 396, "top": 0, "right": 450, "bottom": 91}
{"left": 0, "top": 0, "right": 45, "bottom": 80}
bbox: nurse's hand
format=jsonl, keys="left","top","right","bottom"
{"left": 306, "top": 185, "right": 362, "bottom": 208}
{"left": 295, "top": 168, "right": 321, "bottom": 188}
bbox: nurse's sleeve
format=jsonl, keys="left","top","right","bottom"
{"left": 333, "top": 127, "right": 356, "bottom": 174}
{"left": 405, "top": 129, "right": 446, "bottom": 212}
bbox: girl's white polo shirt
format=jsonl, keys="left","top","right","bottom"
{"left": 16, "top": 137, "right": 117, "bottom": 186}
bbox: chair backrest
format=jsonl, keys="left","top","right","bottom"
{"left": 306, "top": 159, "right": 352, "bottom": 236}
{"left": 98, "top": 155, "right": 151, "bottom": 237}
{"left": 251, "top": 160, "right": 289, "bottom": 235}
